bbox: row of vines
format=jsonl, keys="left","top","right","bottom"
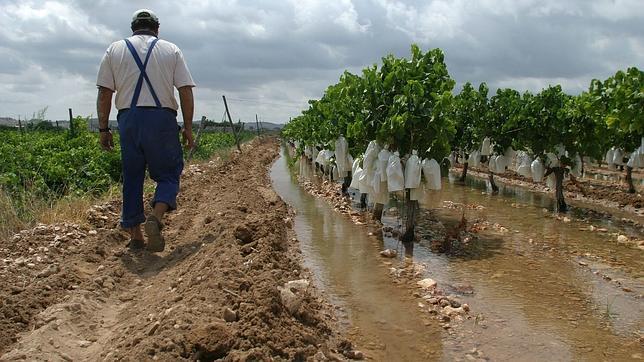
{"left": 0, "top": 118, "right": 246, "bottom": 220}
{"left": 282, "top": 45, "right": 643, "bottom": 240}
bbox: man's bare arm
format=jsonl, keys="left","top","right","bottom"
{"left": 97, "top": 86, "right": 114, "bottom": 151}
{"left": 178, "top": 86, "right": 195, "bottom": 149}
{"left": 178, "top": 86, "right": 194, "bottom": 131}
{"left": 97, "top": 86, "right": 113, "bottom": 129}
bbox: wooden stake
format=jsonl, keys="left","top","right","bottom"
{"left": 68, "top": 108, "right": 74, "bottom": 137}
{"left": 222, "top": 95, "right": 241, "bottom": 152}
{"left": 255, "top": 114, "right": 260, "bottom": 137}
{"left": 187, "top": 115, "right": 206, "bottom": 161}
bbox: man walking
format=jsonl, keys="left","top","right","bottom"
{"left": 97, "top": 9, "right": 195, "bottom": 252}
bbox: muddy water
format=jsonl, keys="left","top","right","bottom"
{"left": 403, "top": 173, "right": 644, "bottom": 361}
{"left": 272, "top": 151, "right": 643, "bottom": 361}
{"left": 271, "top": 152, "right": 448, "bottom": 361}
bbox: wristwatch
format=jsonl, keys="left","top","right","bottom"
{"left": 99, "top": 127, "right": 111, "bottom": 133}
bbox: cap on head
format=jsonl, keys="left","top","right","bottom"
{"left": 131, "top": 9, "right": 159, "bottom": 25}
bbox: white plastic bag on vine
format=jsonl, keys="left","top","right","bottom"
{"left": 352, "top": 158, "right": 360, "bottom": 175}
{"left": 358, "top": 167, "right": 371, "bottom": 194}
{"left": 531, "top": 158, "right": 545, "bottom": 182}
{"left": 627, "top": 150, "right": 643, "bottom": 169}
{"left": 467, "top": 151, "right": 475, "bottom": 165}
{"left": 335, "top": 136, "right": 349, "bottom": 175}
{"left": 421, "top": 158, "right": 441, "bottom": 190}
{"left": 489, "top": 156, "right": 497, "bottom": 174}
{"left": 481, "top": 137, "right": 492, "bottom": 156}
{"left": 377, "top": 146, "right": 392, "bottom": 182}
{"left": 606, "top": 148, "right": 615, "bottom": 168}
{"left": 317, "top": 149, "right": 333, "bottom": 166}
{"left": 546, "top": 152, "right": 559, "bottom": 168}
{"left": 386, "top": 152, "right": 404, "bottom": 192}
{"left": 350, "top": 166, "right": 363, "bottom": 189}
{"left": 332, "top": 165, "right": 339, "bottom": 181}
{"left": 364, "top": 141, "right": 380, "bottom": 172}
{"left": 571, "top": 154, "right": 582, "bottom": 177}
{"left": 612, "top": 148, "right": 624, "bottom": 166}
{"left": 517, "top": 153, "right": 532, "bottom": 178}
{"left": 504, "top": 147, "right": 516, "bottom": 165}
{"left": 313, "top": 149, "right": 321, "bottom": 164}
{"left": 372, "top": 171, "right": 381, "bottom": 193}
{"left": 373, "top": 180, "right": 389, "bottom": 204}
{"left": 446, "top": 153, "right": 456, "bottom": 167}
{"left": 495, "top": 155, "right": 508, "bottom": 174}
{"left": 362, "top": 141, "right": 380, "bottom": 193}
{"left": 546, "top": 173, "right": 556, "bottom": 189}
{"left": 404, "top": 150, "right": 422, "bottom": 189}
{"left": 470, "top": 150, "right": 481, "bottom": 167}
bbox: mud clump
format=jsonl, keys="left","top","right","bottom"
{"left": 234, "top": 224, "right": 254, "bottom": 244}
{"left": 187, "top": 323, "right": 234, "bottom": 361}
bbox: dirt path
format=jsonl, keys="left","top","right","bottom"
{"left": 1, "top": 138, "right": 352, "bottom": 361}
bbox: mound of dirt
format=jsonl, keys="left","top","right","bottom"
{"left": 457, "top": 165, "right": 642, "bottom": 214}
{"left": 1, "top": 138, "right": 351, "bottom": 361}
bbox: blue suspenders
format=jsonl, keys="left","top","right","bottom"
{"left": 124, "top": 38, "right": 161, "bottom": 109}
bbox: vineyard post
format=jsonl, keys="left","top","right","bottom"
{"left": 460, "top": 159, "right": 469, "bottom": 182}
{"left": 488, "top": 171, "right": 499, "bottom": 193}
{"left": 187, "top": 115, "right": 206, "bottom": 161}
{"left": 626, "top": 166, "right": 636, "bottom": 193}
{"left": 68, "top": 108, "right": 75, "bottom": 138}
{"left": 402, "top": 188, "right": 419, "bottom": 243}
{"left": 18, "top": 116, "right": 23, "bottom": 135}
{"left": 255, "top": 114, "right": 260, "bottom": 137}
{"left": 544, "top": 166, "right": 567, "bottom": 212}
{"left": 222, "top": 95, "right": 241, "bottom": 152}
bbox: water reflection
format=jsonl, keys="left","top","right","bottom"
{"left": 272, "top": 151, "right": 446, "bottom": 361}
{"left": 292, "top": 154, "right": 643, "bottom": 361}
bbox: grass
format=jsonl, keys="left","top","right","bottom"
{"left": 0, "top": 185, "right": 121, "bottom": 240}
{"left": 0, "top": 133, "right": 257, "bottom": 240}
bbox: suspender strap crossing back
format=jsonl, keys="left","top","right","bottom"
{"left": 124, "top": 38, "right": 161, "bottom": 109}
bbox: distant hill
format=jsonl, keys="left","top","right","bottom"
{"left": 243, "top": 121, "right": 284, "bottom": 131}
{"left": 0, "top": 117, "right": 18, "bottom": 127}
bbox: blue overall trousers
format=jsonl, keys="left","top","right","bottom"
{"left": 117, "top": 38, "right": 184, "bottom": 228}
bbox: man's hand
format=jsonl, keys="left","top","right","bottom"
{"left": 182, "top": 127, "right": 195, "bottom": 150}
{"left": 96, "top": 85, "right": 114, "bottom": 152}
{"left": 178, "top": 86, "right": 195, "bottom": 150}
{"left": 100, "top": 131, "right": 114, "bottom": 151}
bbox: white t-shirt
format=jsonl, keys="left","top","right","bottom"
{"left": 96, "top": 35, "right": 195, "bottom": 110}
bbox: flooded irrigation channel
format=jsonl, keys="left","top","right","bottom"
{"left": 271, "top": 150, "right": 643, "bottom": 361}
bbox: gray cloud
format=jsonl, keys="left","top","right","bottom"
{"left": 0, "top": 0, "right": 642, "bottom": 123}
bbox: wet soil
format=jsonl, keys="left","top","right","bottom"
{"left": 454, "top": 165, "right": 644, "bottom": 217}
{"left": 288, "top": 153, "right": 643, "bottom": 361}
{"left": 273, "top": 153, "right": 461, "bottom": 361}
{"left": 457, "top": 165, "right": 643, "bottom": 214}
{"left": 0, "top": 138, "right": 352, "bottom": 361}
{"left": 410, "top": 177, "right": 643, "bottom": 361}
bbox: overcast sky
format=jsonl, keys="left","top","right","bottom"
{"left": 0, "top": 0, "right": 642, "bottom": 123}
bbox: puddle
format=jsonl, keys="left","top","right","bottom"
{"left": 271, "top": 151, "right": 446, "bottom": 360}
{"left": 272, "top": 150, "right": 644, "bottom": 361}
{"left": 389, "top": 173, "right": 644, "bottom": 361}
